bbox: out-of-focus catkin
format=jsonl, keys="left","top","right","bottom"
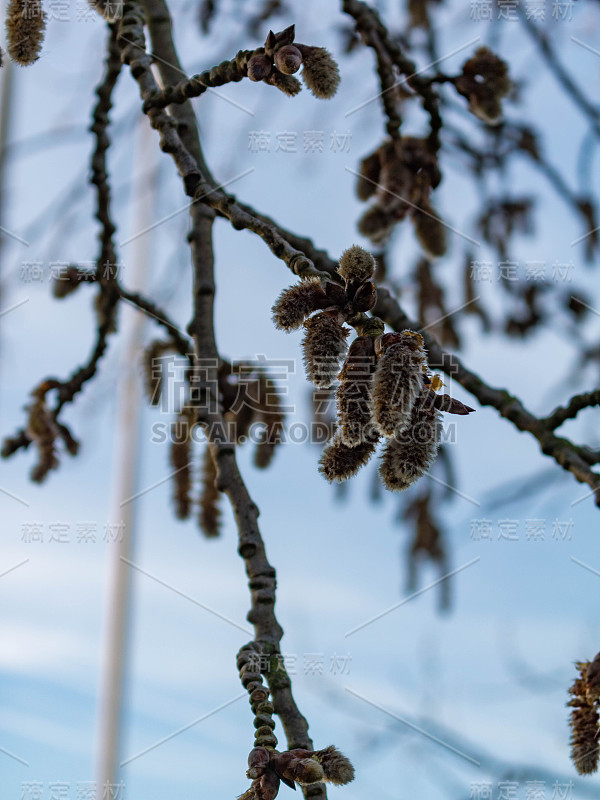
{"left": 413, "top": 205, "right": 447, "bottom": 259}
{"left": 455, "top": 46, "right": 512, "bottom": 125}
{"left": 252, "top": 370, "right": 284, "bottom": 469}
{"left": 199, "top": 444, "right": 221, "bottom": 537}
{"left": 169, "top": 409, "right": 193, "bottom": 520}
{"left": 6, "top": 0, "right": 46, "bottom": 65}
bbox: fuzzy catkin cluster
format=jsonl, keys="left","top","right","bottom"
{"left": 319, "top": 330, "right": 475, "bottom": 491}
{"left": 454, "top": 46, "right": 512, "bottom": 125}
{"left": 272, "top": 246, "right": 475, "bottom": 493}
{"left": 569, "top": 653, "right": 600, "bottom": 775}
{"left": 271, "top": 245, "right": 378, "bottom": 388}
{"left": 320, "top": 331, "right": 439, "bottom": 490}
{"left": 245, "top": 25, "right": 340, "bottom": 98}
{"left": 356, "top": 137, "right": 446, "bottom": 256}
{"left": 5, "top": 0, "right": 46, "bottom": 65}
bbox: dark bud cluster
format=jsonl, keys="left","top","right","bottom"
{"left": 454, "top": 46, "right": 512, "bottom": 126}
{"left": 356, "top": 137, "right": 446, "bottom": 255}
{"left": 238, "top": 742, "right": 354, "bottom": 800}
{"left": 246, "top": 25, "right": 340, "bottom": 98}
{"left": 569, "top": 653, "right": 600, "bottom": 775}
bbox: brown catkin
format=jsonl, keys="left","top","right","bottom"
{"left": 142, "top": 340, "right": 172, "bottom": 406}
{"left": 301, "top": 312, "right": 350, "bottom": 388}
{"left": 336, "top": 336, "right": 377, "bottom": 446}
{"left": 456, "top": 46, "right": 512, "bottom": 125}
{"left": 379, "top": 391, "right": 441, "bottom": 491}
{"left": 299, "top": 46, "right": 340, "bottom": 98}
{"left": 6, "top": 0, "right": 46, "bottom": 66}
{"left": 52, "top": 266, "right": 86, "bottom": 299}
{"left": 313, "top": 745, "right": 355, "bottom": 785}
{"left": 569, "top": 665, "right": 600, "bottom": 775}
{"left": 318, "top": 430, "right": 377, "bottom": 483}
{"left": 169, "top": 410, "right": 193, "bottom": 519}
{"left": 356, "top": 149, "right": 382, "bottom": 201}
{"left": 371, "top": 334, "right": 427, "bottom": 437}
{"left": 253, "top": 370, "right": 285, "bottom": 469}
{"left": 358, "top": 205, "right": 395, "bottom": 244}
{"left": 413, "top": 205, "right": 447, "bottom": 258}
{"left": 26, "top": 396, "right": 58, "bottom": 482}
{"left": 271, "top": 278, "right": 326, "bottom": 331}
{"left": 199, "top": 445, "right": 221, "bottom": 537}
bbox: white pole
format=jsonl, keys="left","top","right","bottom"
{"left": 0, "top": 58, "right": 14, "bottom": 313}
{"left": 96, "top": 115, "right": 157, "bottom": 795}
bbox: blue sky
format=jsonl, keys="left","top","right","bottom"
{"left": 2, "top": 1, "right": 600, "bottom": 799}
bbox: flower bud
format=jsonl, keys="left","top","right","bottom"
{"left": 323, "top": 280, "right": 348, "bottom": 307}
{"left": 247, "top": 53, "right": 272, "bottom": 81}
{"left": 273, "top": 751, "right": 324, "bottom": 785}
{"left": 274, "top": 44, "right": 302, "bottom": 74}
{"left": 258, "top": 770, "right": 280, "bottom": 800}
{"left": 351, "top": 281, "right": 377, "bottom": 313}
{"left": 337, "top": 245, "right": 375, "bottom": 284}
{"left": 247, "top": 746, "right": 270, "bottom": 779}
